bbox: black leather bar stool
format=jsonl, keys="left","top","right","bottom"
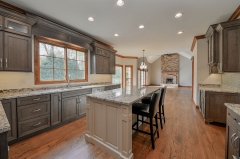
{"left": 132, "top": 89, "right": 162, "bottom": 149}
{"left": 141, "top": 86, "right": 167, "bottom": 129}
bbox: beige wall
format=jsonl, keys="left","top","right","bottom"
{"left": 150, "top": 57, "right": 161, "bottom": 85}
{"left": 0, "top": 50, "right": 112, "bottom": 90}
{"left": 179, "top": 55, "right": 192, "bottom": 86}
{"left": 116, "top": 56, "right": 138, "bottom": 86}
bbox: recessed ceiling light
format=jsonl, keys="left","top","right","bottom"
{"left": 175, "top": 13, "right": 183, "bottom": 18}
{"left": 114, "top": 34, "right": 119, "bottom": 37}
{"left": 139, "top": 25, "right": 144, "bottom": 29}
{"left": 88, "top": 17, "right": 94, "bottom": 21}
{"left": 178, "top": 31, "right": 184, "bottom": 34}
{"left": 117, "top": 0, "right": 124, "bottom": 6}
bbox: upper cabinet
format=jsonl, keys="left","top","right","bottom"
{"left": 90, "top": 42, "right": 116, "bottom": 74}
{"left": 216, "top": 19, "right": 240, "bottom": 73}
{"left": 0, "top": 15, "right": 3, "bottom": 30}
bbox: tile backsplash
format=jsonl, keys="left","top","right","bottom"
{"left": 222, "top": 73, "right": 240, "bottom": 88}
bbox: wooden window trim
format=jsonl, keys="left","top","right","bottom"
{"left": 125, "top": 65, "right": 133, "bottom": 87}
{"left": 115, "top": 64, "right": 123, "bottom": 88}
{"left": 34, "top": 36, "right": 88, "bottom": 85}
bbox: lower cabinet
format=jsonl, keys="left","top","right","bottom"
{"left": 204, "top": 91, "right": 240, "bottom": 124}
{"left": 62, "top": 96, "right": 79, "bottom": 122}
{"left": 51, "top": 93, "right": 62, "bottom": 126}
{"left": 79, "top": 95, "right": 87, "bottom": 116}
{"left": 226, "top": 108, "right": 240, "bottom": 159}
{"left": 1, "top": 99, "right": 17, "bottom": 142}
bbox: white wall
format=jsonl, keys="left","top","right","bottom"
{"left": 193, "top": 38, "right": 222, "bottom": 105}
{"left": 179, "top": 55, "right": 192, "bottom": 86}
{"left": 116, "top": 56, "right": 138, "bottom": 86}
{"left": 0, "top": 50, "right": 112, "bottom": 90}
{"left": 150, "top": 57, "right": 161, "bottom": 85}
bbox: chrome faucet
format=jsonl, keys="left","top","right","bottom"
{"left": 68, "top": 75, "right": 71, "bottom": 88}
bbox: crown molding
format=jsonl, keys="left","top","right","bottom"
{"left": 115, "top": 54, "right": 138, "bottom": 59}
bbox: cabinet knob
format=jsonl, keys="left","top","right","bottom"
{"left": 0, "top": 58, "right": 2, "bottom": 68}
{"left": 5, "top": 58, "right": 7, "bottom": 68}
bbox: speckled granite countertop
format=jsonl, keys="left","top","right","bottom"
{"left": 0, "top": 101, "right": 10, "bottom": 133}
{"left": 0, "top": 83, "right": 120, "bottom": 100}
{"left": 86, "top": 86, "right": 162, "bottom": 105}
{"left": 199, "top": 84, "right": 240, "bottom": 93}
{"left": 225, "top": 103, "right": 240, "bottom": 116}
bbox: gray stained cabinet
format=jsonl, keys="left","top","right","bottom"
{"left": 216, "top": 19, "right": 240, "bottom": 73}
{"left": 62, "top": 96, "right": 79, "bottom": 122}
{"left": 1, "top": 99, "right": 17, "bottom": 142}
{"left": 51, "top": 93, "right": 62, "bottom": 126}
{"left": 226, "top": 108, "right": 240, "bottom": 159}
{"left": 4, "top": 32, "right": 32, "bottom": 72}
{"left": 90, "top": 42, "right": 116, "bottom": 74}
{"left": 79, "top": 95, "right": 87, "bottom": 116}
{"left": 0, "top": 15, "right": 3, "bottom": 30}
{"left": 204, "top": 91, "right": 240, "bottom": 124}
{"left": 0, "top": 31, "right": 3, "bottom": 70}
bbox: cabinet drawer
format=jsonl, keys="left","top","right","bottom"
{"left": 62, "top": 88, "right": 91, "bottom": 98}
{"left": 18, "top": 114, "right": 50, "bottom": 137}
{"left": 17, "top": 101, "right": 50, "bottom": 122}
{"left": 92, "top": 87, "right": 104, "bottom": 93}
{"left": 227, "top": 108, "right": 240, "bottom": 130}
{"left": 17, "top": 94, "right": 50, "bottom": 106}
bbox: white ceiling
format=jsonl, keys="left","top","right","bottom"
{"left": 3, "top": 0, "right": 240, "bottom": 59}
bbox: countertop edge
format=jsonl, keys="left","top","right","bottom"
{"left": 225, "top": 103, "right": 240, "bottom": 116}
{"left": 0, "top": 101, "right": 11, "bottom": 133}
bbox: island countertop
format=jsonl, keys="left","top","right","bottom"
{"left": 86, "top": 86, "right": 162, "bottom": 105}
{"left": 225, "top": 103, "right": 240, "bottom": 116}
{"left": 0, "top": 101, "right": 10, "bottom": 133}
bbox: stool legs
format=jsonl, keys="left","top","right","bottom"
{"left": 149, "top": 118, "right": 155, "bottom": 149}
{"left": 155, "top": 115, "right": 159, "bottom": 138}
{"left": 162, "top": 104, "right": 165, "bottom": 123}
{"left": 159, "top": 105, "right": 163, "bottom": 129}
{"left": 137, "top": 115, "right": 139, "bottom": 130}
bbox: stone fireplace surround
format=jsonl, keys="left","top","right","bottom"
{"left": 162, "top": 72, "right": 178, "bottom": 84}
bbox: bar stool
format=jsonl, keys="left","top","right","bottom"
{"left": 132, "top": 89, "right": 162, "bottom": 149}
{"left": 141, "top": 86, "right": 167, "bottom": 129}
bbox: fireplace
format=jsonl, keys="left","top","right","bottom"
{"left": 166, "top": 78, "right": 173, "bottom": 84}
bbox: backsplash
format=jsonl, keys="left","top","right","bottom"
{"left": 222, "top": 73, "right": 240, "bottom": 88}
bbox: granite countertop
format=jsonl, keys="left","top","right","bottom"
{"left": 0, "top": 101, "right": 10, "bottom": 133}
{"left": 0, "top": 83, "right": 120, "bottom": 100}
{"left": 86, "top": 86, "right": 162, "bottom": 105}
{"left": 199, "top": 85, "right": 240, "bottom": 93}
{"left": 225, "top": 103, "right": 240, "bottom": 116}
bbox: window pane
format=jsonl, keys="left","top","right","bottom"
{"left": 54, "top": 46, "right": 64, "bottom": 58}
{"left": 68, "top": 69, "right": 76, "bottom": 79}
{"left": 67, "top": 49, "right": 76, "bottom": 59}
{"left": 54, "top": 58, "right": 65, "bottom": 69}
{"left": 40, "top": 56, "right": 53, "bottom": 68}
{"left": 54, "top": 69, "right": 65, "bottom": 80}
{"left": 126, "top": 79, "right": 131, "bottom": 86}
{"left": 68, "top": 59, "right": 76, "bottom": 69}
{"left": 39, "top": 43, "right": 53, "bottom": 56}
{"left": 77, "top": 51, "right": 85, "bottom": 61}
{"left": 77, "top": 61, "right": 85, "bottom": 70}
{"left": 77, "top": 70, "right": 85, "bottom": 79}
{"left": 40, "top": 68, "right": 53, "bottom": 80}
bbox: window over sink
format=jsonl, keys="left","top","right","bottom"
{"left": 34, "top": 36, "right": 88, "bottom": 84}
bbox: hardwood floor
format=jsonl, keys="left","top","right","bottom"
{"left": 9, "top": 88, "right": 226, "bottom": 159}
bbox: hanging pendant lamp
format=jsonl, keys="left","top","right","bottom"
{"left": 140, "top": 50, "right": 147, "bottom": 70}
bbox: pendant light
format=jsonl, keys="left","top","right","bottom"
{"left": 140, "top": 50, "right": 147, "bottom": 70}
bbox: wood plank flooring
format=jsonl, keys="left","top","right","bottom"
{"left": 9, "top": 88, "right": 226, "bottom": 159}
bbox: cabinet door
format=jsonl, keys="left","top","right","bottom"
{"left": 1, "top": 99, "right": 17, "bottom": 142}
{"left": 103, "top": 56, "right": 109, "bottom": 74}
{"left": 206, "top": 92, "right": 239, "bottom": 123}
{"left": 0, "top": 16, "right": 3, "bottom": 30}
{"left": 226, "top": 121, "right": 238, "bottom": 159}
{"left": 109, "top": 52, "right": 115, "bottom": 74}
{"left": 51, "top": 93, "right": 62, "bottom": 125}
{"left": 223, "top": 26, "right": 240, "bottom": 72}
{"left": 96, "top": 55, "right": 103, "bottom": 73}
{"left": 62, "top": 96, "right": 79, "bottom": 122}
{"left": 0, "top": 31, "right": 3, "bottom": 70}
{"left": 79, "top": 95, "right": 87, "bottom": 116}
{"left": 4, "top": 17, "right": 31, "bottom": 37}
{"left": 4, "top": 32, "right": 32, "bottom": 72}
{"left": 208, "top": 38, "right": 213, "bottom": 64}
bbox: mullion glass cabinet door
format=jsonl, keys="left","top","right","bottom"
{"left": 4, "top": 17, "right": 31, "bottom": 37}
{"left": 0, "top": 16, "right": 3, "bottom": 30}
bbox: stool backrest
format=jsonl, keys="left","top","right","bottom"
{"left": 149, "top": 89, "right": 162, "bottom": 118}
{"left": 159, "top": 86, "right": 167, "bottom": 106}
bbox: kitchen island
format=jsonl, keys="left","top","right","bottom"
{"left": 85, "top": 86, "right": 161, "bottom": 159}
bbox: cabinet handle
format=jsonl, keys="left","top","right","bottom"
{"left": 231, "top": 133, "right": 237, "bottom": 147}
{"left": 5, "top": 58, "right": 7, "bottom": 68}
{"left": 31, "top": 122, "right": 41, "bottom": 127}
{"left": 233, "top": 136, "right": 240, "bottom": 152}
{"left": 33, "top": 98, "right": 41, "bottom": 101}
{"left": 232, "top": 155, "right": 238, "bottom": 159}
{"left": 31, "top": 109, "right": 41, "bottom": 112}
{"left": 0, "top": 58, "right": 2, "bottom": 68}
